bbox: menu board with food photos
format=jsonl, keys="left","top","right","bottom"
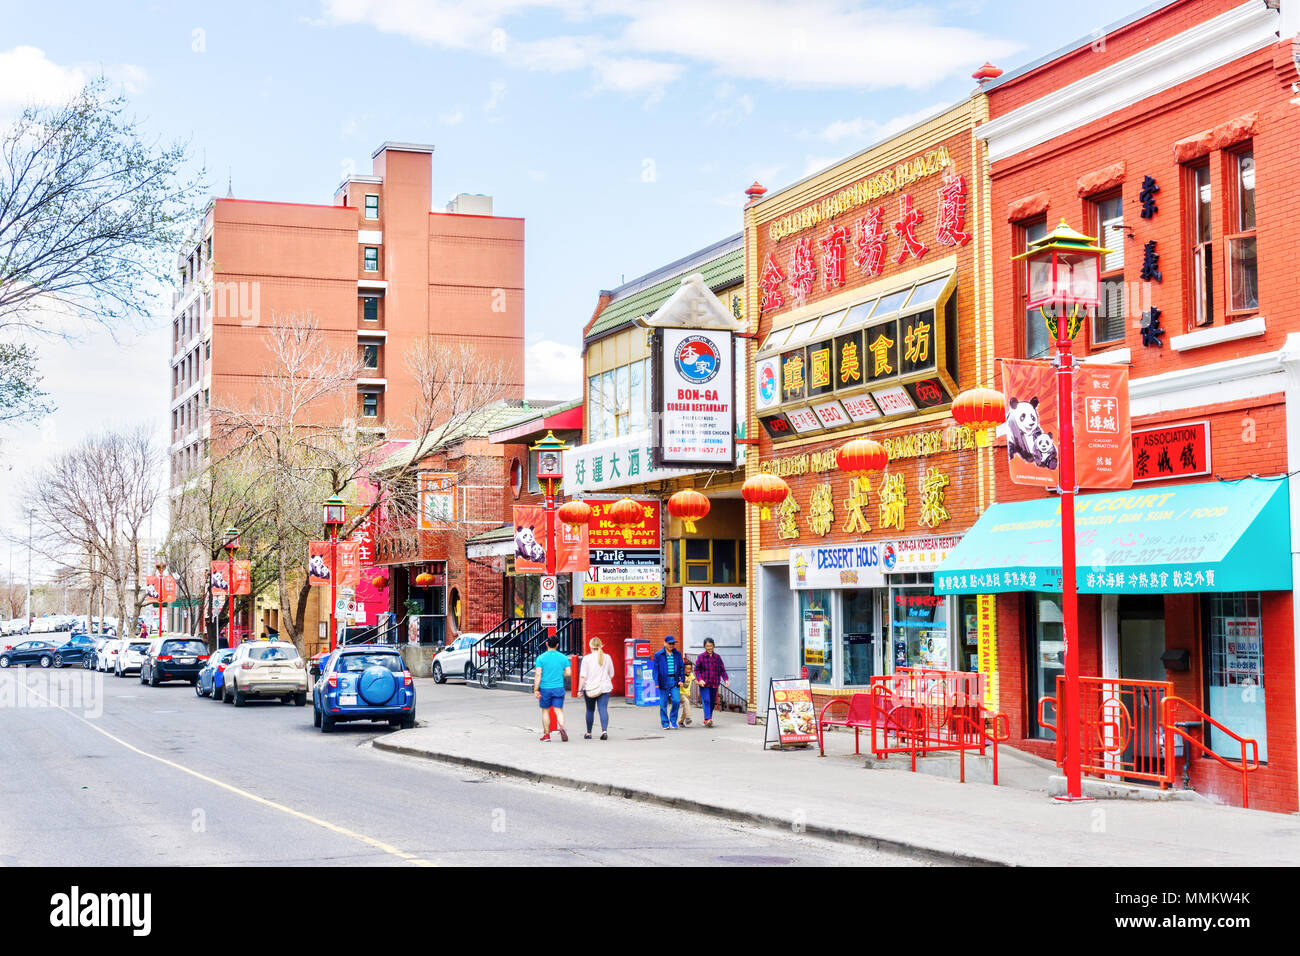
{"left": 764, "top": 677, "right": 818, "bottom": 750}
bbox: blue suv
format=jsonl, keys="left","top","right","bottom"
{"left": 313, "top": 646, "right": 415, "bottom": 733}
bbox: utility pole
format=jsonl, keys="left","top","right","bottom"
{"left": 26, "top": 508, "right": 33, "bottom": 624}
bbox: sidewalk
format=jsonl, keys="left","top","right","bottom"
{"left": 375, "top": 679, "right": 1300, "bottom": 866}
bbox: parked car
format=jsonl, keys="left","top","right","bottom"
{"left": 432, "top": 633, "right": 483, "bottom": 683}
{"left": 313, "top": 645, "right": 416, "bottom": 732}
{"left": 222, "top": 640, "right": 308, "bottom": 706}
{"left": 0, "top": 639, "right": 59, "bottom": 668}
{"left": 114, "top": 639, "right": 152, "bottom": 677}
{"left": 140, "top": 636, "right": 209, "bottom": 687}
{"left": 96, "top": 639, "right": 122, "bottom": 672}
{"left": 51, "top": 633, "right": 96, "bottom": 668}
{"left": 196, "top": 648, "right": 236, "bottom": 699}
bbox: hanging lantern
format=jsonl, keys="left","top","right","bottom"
{"left": 558, "top": 499, "right": 593, "bottom": 527}
{"left": 742, "top": 473, "right": 790, "bottom": 520}
{"left": 951, "top": 387, "right": 1007, "bottom": 447}
{"left": 608, "top": 497, "right": 644, "bottom": 544}
{"left": 835, "top": 438, "right": 889, "bottom": 492}
{"left": 667, "top": 489, "right": 711, "bottom": 534}
{"left": 414, "top": 572, "right": 434, "bottom": 587}
{"left": 371, "top": 574, "right": 388, "bottom": 589}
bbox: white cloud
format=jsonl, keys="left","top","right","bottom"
{"left": 705, "top": 81, "right": 754, "bottom": 127}
{"left": 0, "top": 47, "right": 148, "bottom": 112}
{"left": 438, "top": 109, "right": 464, "bottom": 125}
{"left": 591, "top": 56, "right": 682, "bottom": 105}
{"left": 485, "top": 79, "right": 507, "bottom": 111}
{"left": 814, "top": 101, "right": 953, "bottom": 146}
{"left": 525, "top": 340, "right": 583, "bottom": 400}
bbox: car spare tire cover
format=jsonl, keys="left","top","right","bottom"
{"left": 358, "top": 666, "right": 397, "bottom": 704}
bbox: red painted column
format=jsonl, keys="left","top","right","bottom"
{"left": 329, "top": 532, "right": 338, "bottom": 653}
{"left": 545, "top": 477, "right": 556, "bottom": 640}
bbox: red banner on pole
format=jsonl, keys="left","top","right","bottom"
{"left": 338, "top": 541, "right": 360, "bottom": 586}
{"left": 308, "top": 542, "right": 333, "bottom": 586}
{"left": 512, "top": 505, "right": 588, "bottom": 574}
{"left": 210, "top": 561, "right": 231, "bottom": 596}
{"left": 231, "top": 560, "right": 252, "bottom": 596}
{"left": 145, "top": 574, "right": 177, "bottom": 604}
{"left": 1074, "top": 364, "right": 1133, "bottom": 489}
{"left": 1001, "top": 359, "right": 1060, "bottom": 487}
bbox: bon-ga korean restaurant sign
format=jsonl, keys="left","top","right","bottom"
{"left": 655, "top": 327, "right": 736, "bottom": 469}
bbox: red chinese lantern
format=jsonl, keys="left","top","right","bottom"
{"left": 371, "top": 575, "right": 388, "bottom": 589}
{"left": 835, "top": 438, "right": 889, "bottom": 492}
{"left": 742, "top": 473, "right": 790, "bottom": 520}
{"left": 667, "top": 489, "right": 711, "bottom": 534}
{"left": 414, "top": 572, "right": 434, "bottom": 587}
{"left": 558, "top": 499, "right": 592, "bottom": 527}
{"left": 951, "top": 387, "right": 1007, "bottom": 447}
{"left": 608, "top": 497, "right": 644, "bottom": 544}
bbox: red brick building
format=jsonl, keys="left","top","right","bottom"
{"left": 945, "top": 0, "right": 1300, "bottom": 810}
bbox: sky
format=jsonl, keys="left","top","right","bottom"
{"left": 0, "top": 0, "right": 1149, "bottom": 553}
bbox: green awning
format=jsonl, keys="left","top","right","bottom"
{"left": 935, "top": 478, "right": 1291, "bottom": 595}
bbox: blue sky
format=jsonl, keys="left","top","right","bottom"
{"left": 0, "top": 0, "right": 1148, "bottom": 541}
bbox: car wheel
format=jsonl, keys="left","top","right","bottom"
{"left": 0, "top": 657, "right": 9, "bottom": 668}
{"left": 294, "top": 692, "right": 306, "bottom": 707}
{"left": 149, "top": 670, "right": 159, "bottom": 687}
{"left": 39, "top": 655, "right": 52, "bottom": 668}
{"left": 195, "top": 680, "right": 205, "bottom": 698}
{"left": 320, "top": 713, "right": 335, "bottom": 733}
{"left": 53, "top": 654, "right": 64, "bottom": 668}
{"left": 233, "top": 687, "right": 246, "bottom": 707}
{"left": 401, "top": 711, "right": 416, "bottom": 730}
{"left": 433, "top": 662, "right": 445, "bottom": 684}
{"left": 463, "top": 664, "right": 472, "bottom": 682}
{"left": 313, "top": 706, "right": 321, "bottom": 727}
{"left": 213, "top": 684, "right": 225, "bottom": 703}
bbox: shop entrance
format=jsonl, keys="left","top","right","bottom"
{"left": 1118, "top": 594, "right": 1167, "bottom": 778}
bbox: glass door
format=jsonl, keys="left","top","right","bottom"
{"left": 798, "top": 589, "right": 832, "bottom": 685}
{"left": 841, "top": 588, "right": 876, "bottom": 687}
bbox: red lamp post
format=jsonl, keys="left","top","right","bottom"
{"left": 222, "top": 527, "right": 240, "bottom": 652}
{"left": 530, "top": 431, "right": 567, "bottom": 641}
{"left": 154, "top": 551, "right": 166, "bottom": 638}
{"left": 1012, "top": 219, "right": 1110, "bottom": 802}
{"left": 323, "top": 496, "right": 346, "bottom": 652}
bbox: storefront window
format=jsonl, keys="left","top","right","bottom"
{"left": 842, "top": 589, "right": 875, "bottom": 686}
{"left": 1028, "top": 595, "right": 1064, "bottom": 740}
{"left": 1204, "top": 592, "right": 1267, "bottom": 762}
{"left": 889, "top": 575, "right": 949, "bottom": 670}
{"left": 799, "top": 590, "right": 832, "bottom": 684}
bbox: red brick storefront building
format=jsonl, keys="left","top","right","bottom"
{"left": 963, "top": 0, "right": 1300, "bottom": 810}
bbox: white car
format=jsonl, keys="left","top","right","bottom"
{"left": 114, "top": 639, "right": 151, "bottom": 677}
{"left": 221, "top": 640, "right": 309, "bottom": 705}
{"left": 431, "top": 633, "right": 484, "bottom": 683}
{"left": 97, "top": 639, "right": 122, "bottom": 672}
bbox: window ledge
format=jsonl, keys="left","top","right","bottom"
{"left": 1170, "top": 316, "right": 1266, "bottom": 352}
{"left": 1082, "top": 346, "right": 1131, "bottom": 364}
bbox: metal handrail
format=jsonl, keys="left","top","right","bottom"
{"left": 1162, "top": 695, "right": 1261, "bottom": 809}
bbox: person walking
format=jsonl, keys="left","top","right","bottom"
{"left": 652, "top": 636, "right": 685, "bottom": 730}
{"left": 679, "top": 658, "right": 696, "bottom": 726}
{"left": 578, "top": 637, "right": 615, "bottom": 740}
{"left": 694, "top": 637, "right": 730, "bottom": 728}
{"left": 532, "top": 635, "right": 571, "bottom": 742}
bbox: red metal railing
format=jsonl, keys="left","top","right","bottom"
{"left": 1038, "top": 677, "right": 1261, "bottom": 807}
{"left": 1162, "top": 695, "right": 1260, "bottom": 809}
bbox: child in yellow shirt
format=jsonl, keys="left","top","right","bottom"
{"left": 679, "top": 659, "right": 696, "bottom": 726}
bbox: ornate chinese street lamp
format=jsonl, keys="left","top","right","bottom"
{"left": 223, "top": 527, "right": 240, "bottom": 651}
{"left": 323, "top": 496, "right": 346, "bottom": 652}
{"left": 154, "top": 550, "right": 167, "bottom": 638}
{"left": 530, "top": 432, "right": 567, "bottom": 641}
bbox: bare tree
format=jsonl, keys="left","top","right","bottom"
{"left": 24, "top": 425, "right": 162, "bottom": 639}
{"left": 211, "top": 312, "right": 509, "bottom": 652}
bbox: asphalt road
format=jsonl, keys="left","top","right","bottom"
{"left": 0, "top": 666, "right": 917, "bottom": 867}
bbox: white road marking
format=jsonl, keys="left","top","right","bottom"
{"left": 15, "top": 675, "right": 436, "bottom": 867}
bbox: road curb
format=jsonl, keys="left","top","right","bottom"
{"left": 372, "top": 737, "right": 1008, "bottom": 867}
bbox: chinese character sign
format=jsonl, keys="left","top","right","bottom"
{"left": 1074, "top": 364, "right": 1133, "bottom": 489}
{"left": 231, "top": 560, "right": 252, "bottom": 596}
{"left": 337, "top": 541, "right": 361, "bottom": 587}
{"left": 1132, "top": 421, "right": 1210, "bottom": 483}
{"left": 512, "top": 505, "right": 589, "bottom": 574}
{"left": 1001, "top": 359, "right": 1060, "bottom": 488}
{"left": 418, "top": 472, "right": 457, "bottom": 530}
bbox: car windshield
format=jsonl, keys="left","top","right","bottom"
{"left": 162, "top": 640, "right": 206, "bottom": 655}
{"left": 128, "top": 642, "right": 150, "bottom": 652}
{"left": 336, "top": 653, "right": 403, "bottom": 673}
{"left": 248, "top": 645, "right": 300, "bottom": 662}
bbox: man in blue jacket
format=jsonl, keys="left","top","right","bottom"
{"left": 652, "top": 636, "right": 685, "bottom": 730}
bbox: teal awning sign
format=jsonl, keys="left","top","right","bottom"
{"left": 935, "top": 478, "right": 1291, "bottom": 595}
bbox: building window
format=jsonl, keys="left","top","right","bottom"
{"left": 364, "top": 194, "right": 380, "bottom": 220}
{"left": 363, "top": 247, "right": 379, "bottom": 272}
{"left": 799, "top": 590, "right": 832, "bottom": 685}
{"left": 1092, "top": 194, "right": 1125, "bottom": 345}
{"left": 362, "top": 296, "right": 379, "bottom": 321}
{"left": 204, "top": 341, "right": 210, "bottom": 359}
{"left": 667, "top": 539, "right": 744, "bottom": 586}
{"left": 586, "top": 357, "right": 650, "bottom": 441}
{"left": 1203, "top": 592, "right": 1267, "bottom": 762}
{"left": 205, "top": 237, "right": 212, "bottom": 261}
{"left": 1026, "top": 594, "right": 1064, "bottom": 739}
{"left": 1018, "top": 219, "right": 1051, "bottom": 358}
{"left": 1226, "top": 149, "right": 1257, "bottom": 315}
{"left": 362, "top": 393, "right": 378, "bottom": 418}
{"left": 1188, "top": 161, "right": 1214, "bottom": 326}
{"left": 362, "top": 343, "right": 379, "bottom": 369}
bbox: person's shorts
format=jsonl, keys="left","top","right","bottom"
{"left": 538, "top": 687, "right": 566, "bottom": 709}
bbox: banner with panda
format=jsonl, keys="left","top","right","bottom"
{"left": 1001, "top": 359, "right": 1060, "bottom": 488}
{"left": 512, "top": 505, "right": 589, "bottom": 574}
{"left": 307, "top": 542, "right": 332, "bottom": 586}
